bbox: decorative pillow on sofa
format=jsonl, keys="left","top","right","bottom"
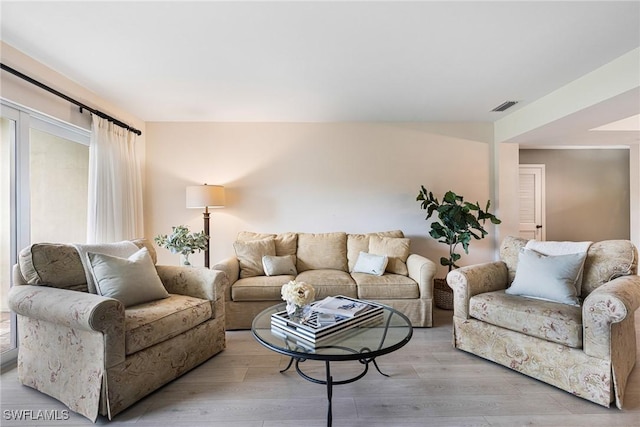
{"left": 87, "top": 247, "right": 169, "bottom": 307}
{"left": 352, "top": 251, "right": 388, "bottom": 276}
{"left": 505, "top": 248, "right": 587, "bottom": 305}
{"left": 233, "top": 237, "right": 276, "bottom": 278}
{"left": 369, "top": 236, "right": 410, "bottom": 275}
{"left": 262, "top": 255, "right": 297, "bottom": 276}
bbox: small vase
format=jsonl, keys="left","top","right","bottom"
{"left": 180, "top": 253, "right": 191, "bottom": 267}
{"left": 286, "top": 303, "right": 306, "bottom": 322}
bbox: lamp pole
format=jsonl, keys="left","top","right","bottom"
{"left": 203, "top": 207, "right": 211, "bottom": 268}
{"left": 186, "top": 184, "right": 225, "bottom": 268}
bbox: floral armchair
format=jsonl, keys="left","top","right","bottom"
{"left": 8, "top": 239, "right": 227, "bottom": 421}
{"left": 447, "top": 236, "right": 640, "bottom": 408}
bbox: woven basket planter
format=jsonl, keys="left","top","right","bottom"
{"left": 433, "top": 278, "right": 453, "bottom": 310}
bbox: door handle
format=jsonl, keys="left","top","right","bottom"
{"left": 536, "top": 225, "right": 543, "bottom": 229}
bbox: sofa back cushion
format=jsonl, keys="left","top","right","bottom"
{"left": 369, "top": 235, "right": 410, "bottom": 276}
{"left": 18, "top": 243, "right": 88, "bottom": 291}
{"left": 581, "top": 240, "right": 638, "bottom": 295}
{"left": 296, "top": 232, "right": 348, "bottom": 272}
{"left": 17, "top": 239, "right": 156, "bottom": 293}
{"left": 237, "top": 231, "right": 298, "bottom": 259}
{"left": 346, "top": 230, "right": 404, "bottom": 271}
{"left": 500, "top": 236, "right": 638, "bottom": 297}
{"left": 233, "top": 238, "right": 276, "bottom": 278}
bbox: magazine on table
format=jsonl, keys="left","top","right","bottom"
{"left": 312, "top": 295, "right": 372, "bottom": 318}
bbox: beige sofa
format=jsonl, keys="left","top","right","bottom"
{"left": 8, "top": 239, "right": 227, "bottom": 421}
{"left": 213, "top": 231, "right": 437, "bottom": 329}
{"left": 447, "top": 236, "right": 640, "bottom": 408}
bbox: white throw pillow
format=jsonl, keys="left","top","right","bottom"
{"left": 505, "top": 248, "right": 587, "bottom": 305}
{"left": 352, "top": 251, "right": 388, "bottom": 276}
{"left": 262, "top": 255, "right": 297, "bottom": 276}
{"left": 87, "top": 247, "right": 169, "bottom": 307}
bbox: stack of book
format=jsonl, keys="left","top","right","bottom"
{"left": 270, "top": 295, "right": 384, "bottom": 348}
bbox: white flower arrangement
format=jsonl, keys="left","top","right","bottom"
{"left": 281, "top": 280, "right": 316, "bottom": 310}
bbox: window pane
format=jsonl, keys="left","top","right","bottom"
{"left": 29, "top": 128, "right": 89, "bottom": 243}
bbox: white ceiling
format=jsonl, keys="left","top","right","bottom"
{"left": 1, "top": 1, "right": 639, "bottom": 144}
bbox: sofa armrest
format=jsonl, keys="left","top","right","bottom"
{"left": 156, "top": 265, "right": 227, "bottom": 303}
{"left": 9, "top": 284, "right": 125, "bottom": 366}
{"left": 583, "top": 274, "right": 640, "bottom": 359}
{"left": 446, "top": 261, "right": 509, "bottom": 319}
{"left": 407, "top": 254, "right": 437, "bottom": 299}
{"left": 211, "top": 256, "right": 240, "bottom": 301}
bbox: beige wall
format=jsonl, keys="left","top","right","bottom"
{"left": 519, "top": 149, "right": 630, "bottom": 241}
{"left": 145, "top": 122, "right": 502, "bottom": 277}
{"left": 497, "top": 143, "right": 521, "bottom": 244}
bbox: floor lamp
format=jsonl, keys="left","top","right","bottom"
{"left": 186, "top": 184, "right": 225, "bottom": 268}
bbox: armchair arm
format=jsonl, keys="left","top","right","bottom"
{"left": 583, "top": 275, "right": 640, "bottom": 359}
{"left": 211, "top": 256, "right": 240, "bottom": 301}
{"left": 446, "top": 261, "right": 509, "bottom": 319}
{"left": 406, "top": 254, "right": 437, "bottom": 299}
{"left": 9, "top": 285, "right": 125, "bottom": 367}
{"left": 156, "top": 265, "right": 227, "bottom": 303}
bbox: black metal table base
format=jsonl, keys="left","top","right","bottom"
{"left": 280, "top": 349, "right": 389, "bottom": 427}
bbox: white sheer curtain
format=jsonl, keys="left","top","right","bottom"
{"left": 87, "top": 115, "right": 143, "bottom": 243}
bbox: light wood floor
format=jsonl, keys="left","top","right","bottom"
{"left": 1, "top": 309, "right": 639, "bottom": 426}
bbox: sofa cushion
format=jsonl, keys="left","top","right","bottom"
{"left": 296, "top": 232, "right": 348, "bottom": 272}
{"left": 296, "top": 269, "right": 357, "bottom": 298}
{"left": 369, "top": 236, "right": 410, "bottom": 276}
{"left": 87, "top": 248, "right": 170, "bottom": 307}
{"left": 125, "top": 294, "right": 212, "bottom": 355}
{"left": 347, "top": 230, "right": 404, "bottom": 271}
{"left": 234, "top": 238, "right": 276, "bottom": 278}
{"left": 505, "top": 249, "right": 586, "bottom": 306}
{"left": 237, "top": 231, "right": 298, "bottom": 260}
{"left": 262, "top": 255, "right": 298, "bottom": 276}
{"left": 352, "top": 272, "right": 419, "bottom": 299}
{"left": 18, "top": 243, "right": 87, "bottom": 292}
{"left": 231, "top": 275, "right": 297, "bottom": 301}
{"left": 469, "top": 290, "right": 583, "bottom": 348}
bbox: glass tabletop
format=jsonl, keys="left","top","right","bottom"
{"left": 251, "top": 302, "right": 413, "bottom": 361}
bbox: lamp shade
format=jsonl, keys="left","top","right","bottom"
{"left": 186, "top": 185, "right": 225, "bottom": 208}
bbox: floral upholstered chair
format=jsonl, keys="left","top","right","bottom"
{"left": 447, "top": 236, "right": 640, "bottom": 408}
{"left": 9, "top": 239, "right": 227, "bottom": 421}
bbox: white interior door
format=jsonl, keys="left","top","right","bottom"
{"left": 519, "top": 164, "right": 546, "bottom": 241}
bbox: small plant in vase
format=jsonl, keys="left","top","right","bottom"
{"left": 416, "top": 186, "right": 501, "bottom": 308}
{"left": 154, "top": 225, "right": 208, "bottom": 266}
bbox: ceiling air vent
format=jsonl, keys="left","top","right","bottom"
{"left": 491, "top": 101, "right": 518, "bottom": 112}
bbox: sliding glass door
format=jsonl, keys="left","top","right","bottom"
{"left": 1, "top": 102, "right": 89, "bottom": 363}
{"left": 0, "top": 109, "right": 18, "bottom": 359}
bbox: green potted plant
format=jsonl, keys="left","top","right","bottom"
{"left": 154, "top": 225, "right": 208, "bottom": 266}
{"left": 416, "top": 186, "right": 501, "bottom": 308}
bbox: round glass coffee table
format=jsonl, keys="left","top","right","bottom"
{"left": 251, "top": 302, "right": 413, "bottom": 427}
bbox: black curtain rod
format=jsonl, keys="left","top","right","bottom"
{"left": 1, "top": 63, "right": 142, "bottom": 136}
